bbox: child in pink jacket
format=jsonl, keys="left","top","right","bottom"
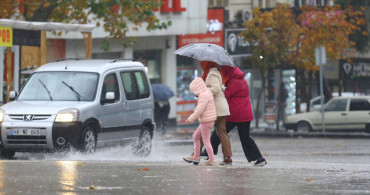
{"left": 183, "top": 77, "right": 217, "bottom": 165}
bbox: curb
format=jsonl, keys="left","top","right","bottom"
{"left": 163, "top": 131, "right": 370, "bottom": 145}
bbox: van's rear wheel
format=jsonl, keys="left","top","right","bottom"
{"left": 80, "top": 125, "right": 96, "bottom": 154}
{"left": 132, "top": 126, "right": 152, "bottom": 157}
{"left": 0, "top": 149, "right": 15, "bottom": 159}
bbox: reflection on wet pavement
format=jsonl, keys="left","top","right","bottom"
{"left": 0, "top": 137, "right": 369, "bottom": 194}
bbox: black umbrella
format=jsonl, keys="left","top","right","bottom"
{"left": 151, "top": 84, "right": 174, "bottom": 100}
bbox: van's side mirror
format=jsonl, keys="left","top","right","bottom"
{"left": 101, "top": 92, "right": 115, "bottom": 104}
{"left": 9, "top": 91, "right": 17, "bottom": 101}
{"left": 106, "top": 92, "right": 115, "bottom": 101}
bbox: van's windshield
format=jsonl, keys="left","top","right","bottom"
{"left": 18, "top": 71, "right": 99, "bottom": 101}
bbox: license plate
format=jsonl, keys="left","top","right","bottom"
{"left": 10, "top": 129, "right": 41, "bottom": 136}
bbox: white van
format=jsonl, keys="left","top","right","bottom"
{"left": 0, "top": 59, "right": 155, "bottom": 159}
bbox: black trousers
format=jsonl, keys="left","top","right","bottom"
{"left": 209, "top": 121, "right": 263, "bottom": 162}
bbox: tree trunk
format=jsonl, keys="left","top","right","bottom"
{"left": 315, "top": 71, "right": 332, "bottom": 103}
{"left": 254, "top": 71, "right": 266, "bottom": 128}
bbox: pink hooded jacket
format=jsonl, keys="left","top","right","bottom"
{"left": 187, "top": 77, "right": 217, "bottom": 123}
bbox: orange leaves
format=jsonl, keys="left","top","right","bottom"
{"left": 138, "top": 168, "right": 151, "bottom": 171}
{"left": 43, "top": 2, "right": 50, "bottom": 7}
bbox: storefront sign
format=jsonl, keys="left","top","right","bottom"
{"left": 225, "top": 28, "right": 252, "bottom": 56}
{"left": 340, "top": 58, "right": 370, "bottom": 78}
{"left": 0, "top": 26, "right": 13, "bottom": 47}
{"left": 13, "top": 29, "right": 40, "bottom": 46}
{"left": 177, "top": 8, "right": 224, "bottom": 48}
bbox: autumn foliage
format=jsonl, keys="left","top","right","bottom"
{"left": 240, "top": 3, "right": 366, "bottom": 71}
{"left": 239, "top": 3, "right": 366, "bottom": 129}
{"left": 0, "top": 0, "right": 170, "bottom": 46}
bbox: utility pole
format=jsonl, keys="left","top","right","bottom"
{"left": 315, "top": 46, "right": 326, "bottom": 133}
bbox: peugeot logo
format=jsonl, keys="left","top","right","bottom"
{"left": 24, "top": 115, "right": 34, "bottom": 121}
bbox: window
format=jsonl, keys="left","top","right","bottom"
{"left": 208, "top": 0, "right": 228, "bottom": 7}
{"left": 133, "top": 50, "right": 161, "bottom": 83}
{"left": 134, "top": 71, "right": 150, "bottom": 99}
{"left": 101, "top": 73, "right": 120, "bottom": 102}
{"left": 258, "top": 0, "right": 271, "bottom": 8}
{"left": 312, "top": 98, "right": 321, "bottom": 106}
{"left": 324, "top": 99, "right": 348, "bottom": 112}
{"left": 121, "top": 72, "right": 137, "bottom": 100}
{"left": 349, "top": 99, "right": 370, "bottom": 111}
{"left": 120, "top": 71, "right": 150, "bottom": 100}
{"left": 18, "top": 71, "right": 98, "bottom": 101}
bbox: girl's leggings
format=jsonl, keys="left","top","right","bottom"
{"left": 193, "top": 121, "right": 215, "bottom": 162}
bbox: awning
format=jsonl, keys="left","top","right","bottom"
{"left": 0, "top": 19, "right": 95, "bottom": 32}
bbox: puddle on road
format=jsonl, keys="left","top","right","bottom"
{"left": 15, "top": 134, "right": 189, "bottom": 162}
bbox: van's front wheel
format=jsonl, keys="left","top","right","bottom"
{"left": 80, "top": 125, "right": 96, "bottom": 154}
{"left": 132, "top": 126, "right": 152, "bottom": 157}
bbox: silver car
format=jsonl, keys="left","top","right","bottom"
{"left": 0, "top": 59, "right": 155, "bottom": 159}
{"left": 285, "top": 96, "right": 370, "bottom": 132}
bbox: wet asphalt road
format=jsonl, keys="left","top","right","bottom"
{"left": 1, "top": 133, "right": 370, "bottom": 194}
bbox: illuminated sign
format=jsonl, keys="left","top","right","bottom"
{"left": 178, "top": 8, "right": 224, "bottom": 48}
{"left": 0, "top": 26, "right": 13, "bottom": 47}
{"left": 225, "top": 28, "right": 252, "bottom": 56}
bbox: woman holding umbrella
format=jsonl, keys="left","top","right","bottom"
{"left": 202, "top": 66, "right": 267, "bottom": 166}
{"left": 199, "top": 61, "right": 232, "bottom": 165}
{"left": 175, "top": 43, "right": 235, "bottom": 164}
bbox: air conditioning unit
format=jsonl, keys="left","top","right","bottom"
{"left": 242, "top": 9, "right": 253, "bottom": 22}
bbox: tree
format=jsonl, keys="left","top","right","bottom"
{"left": 335, "top": 0, "right": 370, "bottom": 52}
{"left": 0, "top": 0, "right": 171, "bottom": 49}
{"left": 240, "top": 3, "right": 366, "bottom": 131}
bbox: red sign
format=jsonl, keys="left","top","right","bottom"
{"left": 111, "top": 0, "right": 186, "bottom": 13}
{"left": 161, "top": 0, "right": 186, "bottom": 12}
{"left": 177, "top": 9, "right": 224, "bottom": 48}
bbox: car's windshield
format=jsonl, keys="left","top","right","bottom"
{"left": 18, "top": 71, "right": 99, "bottom": 101}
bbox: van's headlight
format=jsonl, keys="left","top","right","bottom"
{"left": 0, "top": 109, "right": 5, "bottom": 123}
{"left": 55, "top": 109, "right": 79, "bottom": 122}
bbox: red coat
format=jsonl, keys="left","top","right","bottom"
{"left": 222, "top": 67, "right": 254, "bottom": 122}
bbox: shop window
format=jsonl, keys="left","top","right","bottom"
{"left": 134, "top": 50, "right": 161, "bottom": 84}
{"left": 176, "top": 55, "right": 199, "bottom": 101}
{"left": 92, "top": 52, "right": 121, "bottom": 59}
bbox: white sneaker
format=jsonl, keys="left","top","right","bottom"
{"left": 253, "top": 158, "right": 267, "bottom": 166}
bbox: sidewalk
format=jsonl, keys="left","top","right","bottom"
{"left": 158, "top": 123, "right": 370, "bottom": 146}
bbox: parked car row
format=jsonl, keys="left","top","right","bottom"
{"left": 285, "top": 96, "right": 370, "bottom": 133}
{"left": 0, "top": 59, "right": 156, "bottom": 159}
